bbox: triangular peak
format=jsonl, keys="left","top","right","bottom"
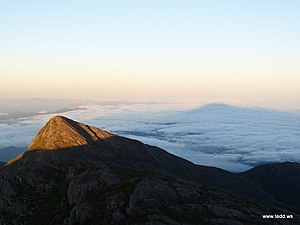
{"left": 28, "top": 115, "right": 114, "bottom": 151}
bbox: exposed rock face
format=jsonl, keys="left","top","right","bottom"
{"left": 0, "top": 116, "right": 299, "bottom": 225}
{"left": 28, "top": 116, "right": 114, "bottom": 151}
{"left": 1, "top": 158, "right": 299, "bottom": 225}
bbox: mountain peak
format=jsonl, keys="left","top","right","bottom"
{"left": 49, "top": 115, "right": 70, "bottom": 122}
{"left": 28, "top": 115, "right": 114, "bottom": 151}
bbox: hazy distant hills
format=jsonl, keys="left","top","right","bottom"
{"left": 0, "top": 146, "right": 26, "bottom": 162}
{"left": 0, "top": 116, "right": 299, "bottom": 225}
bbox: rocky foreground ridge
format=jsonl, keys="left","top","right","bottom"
{"left": 0, "top": 116, "right": 299, "bottom": 225}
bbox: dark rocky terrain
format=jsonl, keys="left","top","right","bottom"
{"left": 0, "top": 116, "right": 299, "bottom": 225}
{"left": 241, "top": 162, "right": 300, "bottom": 213}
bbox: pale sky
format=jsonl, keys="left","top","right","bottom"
{"left": 1, "top": 1, "right": 300, "bottom": 109}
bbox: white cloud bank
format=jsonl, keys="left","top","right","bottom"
{"left": 0, "top": 101, "right": 299, "bottom": 172}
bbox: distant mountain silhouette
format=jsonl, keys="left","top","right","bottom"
{"left": 0, "top": 116, "right": 299, "bottom": 225}
{"left": 0, "top": 146, "right": 26, "bottom": 162}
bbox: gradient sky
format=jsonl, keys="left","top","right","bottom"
{"left": 1, "top": 1, "right": 300, "bottom": 109}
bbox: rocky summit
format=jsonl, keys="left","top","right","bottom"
{"left": 28, "top": 116, "right": 115, "bottom": 151}
{"left": 0, "top": 116, "right": 299, "bottom": 225}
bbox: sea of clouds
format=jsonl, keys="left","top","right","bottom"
{"left": 1, "top": 99, "right": 300, "bottom": 172}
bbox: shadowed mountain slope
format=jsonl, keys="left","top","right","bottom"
{"left": 0, "top": 116, "right": 299, "bottom": 225}
{"left": 8, "top": 116, "right": 268, "bottom": 199}
{"left": 241, "top": 162, "right": 300, "bottom": 213}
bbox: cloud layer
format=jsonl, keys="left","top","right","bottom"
{"left": 1, "top": 101, "right": 299, "bottom": 172}
{"left": 88, "top": 104, "right": 300, "bottom": 171}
